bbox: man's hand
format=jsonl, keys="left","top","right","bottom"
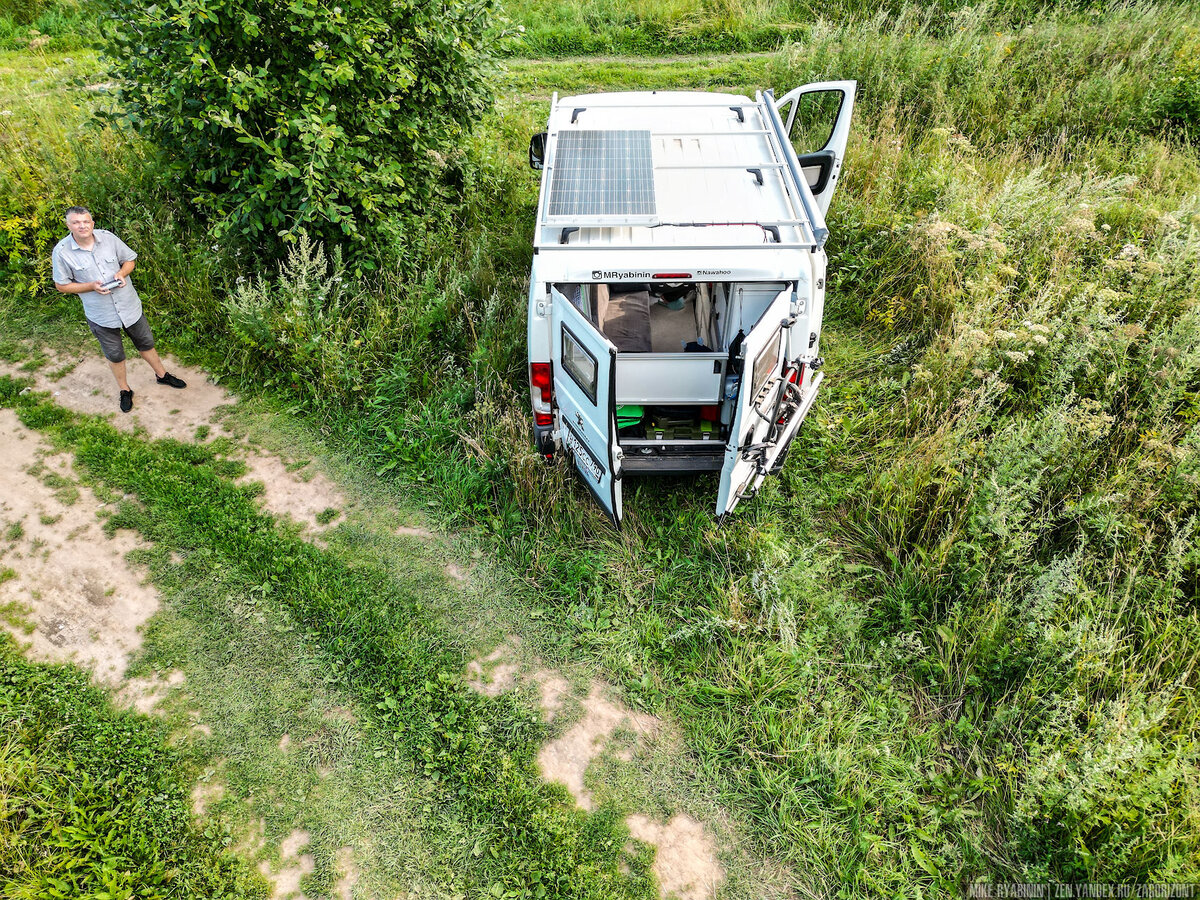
{"left": 94, "top": 280, "right": 112, "bottom": 295}
{"left": 111, "top": 275, "right": 126, "bottom": 289}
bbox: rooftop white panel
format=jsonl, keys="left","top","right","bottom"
{"left": 536, "top": 91, "right": 815, "bottom": 249}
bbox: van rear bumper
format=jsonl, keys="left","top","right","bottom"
{"left": 618, "top": 441, "right": 725, "bottom": 473}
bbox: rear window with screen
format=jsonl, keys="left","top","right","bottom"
{"left": 751, "top": 330, "right": 782, "bottom": 399}
{"left": 562, "top": 326, "right": 598, "bottom": 404}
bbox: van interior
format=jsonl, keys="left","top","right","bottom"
{"left": 555, "top": 280, "right": 789, "bottom": 453}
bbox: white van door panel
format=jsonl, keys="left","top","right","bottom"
{"left": 774, "top": 80, "right": 856, "bottom": 216}
{"left": 716, "top": 287, "right": 793, "bottom": 518}
{"left": 551, "top": 287, "right": 623, "bottom": 525}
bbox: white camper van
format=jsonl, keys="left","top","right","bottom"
{"left": 526, "top": 82, "right": 857, "bottom": 523}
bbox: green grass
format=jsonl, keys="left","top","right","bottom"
{"left": 1, "top": 0, "right": 1199, "bottom": 892}
{"left": 0, "top": 635, "right": 265, "bottom": 898}
{"left": 499, "top": 0, "right": 1132, "bottom": 57}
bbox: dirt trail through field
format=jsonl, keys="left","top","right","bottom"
{"left": 0, "top": 353, "right": 357, "bottom": 683}
{"left": 0, "top": 407, "right": 157, "bottom": 683}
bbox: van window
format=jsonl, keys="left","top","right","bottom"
{"left": 562, "top": 325, "right": 598, "bottom": 403}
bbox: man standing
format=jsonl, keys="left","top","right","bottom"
{"left": 51, "top": 206, "right": 186, "bottom": 412}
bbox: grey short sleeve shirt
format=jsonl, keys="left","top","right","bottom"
{"left": 51, "top": 229, "right": 142, "bottom": 328}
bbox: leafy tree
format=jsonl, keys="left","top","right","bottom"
{"left": 101, "top": 0, "right": 500, "bottom": 267}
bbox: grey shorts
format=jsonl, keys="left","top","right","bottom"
{"left": 87, "top": 316, "right": 155, "bottom": 363}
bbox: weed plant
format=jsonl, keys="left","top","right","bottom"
{"left": 1, "top": 0, "right": 1199, "bottom": 892}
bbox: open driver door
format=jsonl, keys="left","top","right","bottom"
{"left": 774, "top": 80, "right": 857, "bottom": 217}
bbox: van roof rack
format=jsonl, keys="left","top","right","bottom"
{"left": 534, "top": 90, "right": 827, "bottom": 252}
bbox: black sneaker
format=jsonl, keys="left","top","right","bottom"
{"left": 119, "top": 389, "right": 133, "bottom": 412}
{"left": 156, "top": 372, "right": 187, "bottom": 389}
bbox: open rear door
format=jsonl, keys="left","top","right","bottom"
{"left": 551, "top": 287, "right": 623, "bottom": 525}
{"left": 774, "top": 80, "right": 857, "bottom": 216}
{"left": 716, "top": 287, "right": 792, "bottom": 519}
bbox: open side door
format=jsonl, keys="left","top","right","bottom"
{"left": 551, "top": 287, "right": 623, "bottom": 526}
{"left": 716, "top": 287, "right": 793, "bottom": 519}
{"left": 774, "top": 80, "right": 857, "bottom": 216}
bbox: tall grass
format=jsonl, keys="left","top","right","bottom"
{"left": 1, "top": 1, "right": 1199, "bottom": 891}
{"left": 0, "top": 0, "right": 94, "bottom": 49}
{"left": 500, "top": 0, "right": 1147, "bottom": 56}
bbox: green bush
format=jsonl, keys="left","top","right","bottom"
{"left": 100, "top": 0, "right": 501, "bottom": 268}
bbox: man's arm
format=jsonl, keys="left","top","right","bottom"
{"left": 111, "top": 258, "right": 134, "bottom": 289}
{"left": 55, "top": 280, "right": 104, "bottom": 295}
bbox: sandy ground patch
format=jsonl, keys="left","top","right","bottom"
{"left": 191, "top": 779, "right": 226, "bottom": 817}
{"left": 334, "top": 847, "right": 360, "bottom": 900}
{"left": 237, "top": 451, "right": 346, "bottom": 531}
{"left": 538, "top": 682, "right": 658, "bottom": 811}
{"left": 4, "top": 354, "right": 351, "bottom": 535}
{"left": 395, "top": 524, "right": 435, "bottom": 539}
{"left": 465, "top": 636, "right": 521, "bottom": 696}
{"left": 117, "top": 668, "right": 185, "bottom": 713}
{"left": 3, "top": 353, "right": 233, "bottom": 442}
{"left": 533, "top": 670, "right": 571, "bottom": 720}
{"left": 462, "top": 639, "right": 726, "bottom": 900}
{"left": 260, "top": 829, "right": 316, "bottom": 900}
{"left": 0, "top": 408, "right": 159, "bottom": 684}
{"left": 627, "top": 813, "right": 726, "bottom": 900}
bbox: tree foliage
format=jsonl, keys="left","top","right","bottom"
{"left": 101, "top": 0, "right": 499, "bottom": 266}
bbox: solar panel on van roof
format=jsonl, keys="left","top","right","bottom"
{"left": 546, "top": 130, "right": 657, "bottom": 222}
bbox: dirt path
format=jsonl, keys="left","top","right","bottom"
{"left": 0, "top": 353, "right": 357, "bottom": 683}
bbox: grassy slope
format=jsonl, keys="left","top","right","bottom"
{"left": 1, "top": 0, "right": 1199, "bottom": 894}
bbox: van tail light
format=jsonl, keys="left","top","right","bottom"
{"left": 530, "top": 362, "right": 554, "bottom": 429}
{"left": 530, "top": 362, "right": 552, "bottom": 403}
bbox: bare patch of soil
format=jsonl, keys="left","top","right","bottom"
{"left": 4, "top": 354, "right": 232, "bottom": 442}
{"left": 117, "top": 668, "right": 185, "bottom": 713}
{"left": 538, "top": 682, "right": 657, "bottom": 811}
{"left": 626, "top": 813, "right": 725, "bottom": 900}
{"left": 260, "top": 829, "right": 316, "bottom": 899}
{"left": 324, "top": 706, "right": 357, "bottom": 724}
{"left": 465, "top": 636, "right": 522, "bottom": 696}
{"left": 395, "top": 524, "right": 435, "bottom": 539}
{"left": 237, "top": 452, "right": 346, "bottom": 532}
{"left": 533, "top": 670, "right": 571, "bottom": 721}
{"left": 191, "top": 779, "right": 225, "bottom": 817}
{"left": 3, "top": 355, "right": 350, "bottom": 537}
{"left": 334, "top": 847, "right": 360, "bottom": 900}
{"left": 0, "top": 409, "right": 159, "bottom": 684}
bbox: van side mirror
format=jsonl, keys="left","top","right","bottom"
{"left": 529, "top": 132, "right": 547, "bottom": 170}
